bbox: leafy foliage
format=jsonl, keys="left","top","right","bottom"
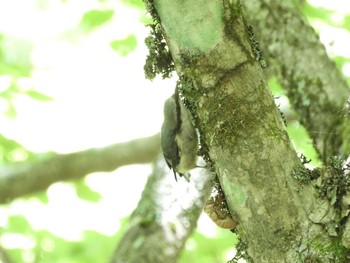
{"left": 110, "top": 35, "right": 137, "bottom": 56}
{"left": 75, "top": 181, "right": 102, "bottom": 203}
{"left": 315, "top": 156, "right": 350, "bottom": 204}
{"left": 80, "top": 9, "right": 114, "bottom": 32}
{"left": 3, "top": 215, "right": 122, "bottom": 263}
{"left": 179, "top": 230, "right": 238, "bottom": 263}
{"left": 302, "top": 2, "right": 350, "bottom": 31}
{"left": 25, "top": 90, "right": 53, "bottom": 102}
{"left": 121, "top": 0, "right": 144, "bottom": 9}
{"left": 0, "top": 134, "right": 32, "bottom": 164}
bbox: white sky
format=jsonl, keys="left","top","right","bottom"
{"left": 0, "top": 0, "right": 176, "bottom": 154}
{"left": 0, "top": 0, "right": 177, "bottom": 245}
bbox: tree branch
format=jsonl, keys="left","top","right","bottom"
{"left": 242, "top": 0, "right": 350, "bottom": 161}
{"left": 110, "top": 156, "right": 214, "bottom": 263}
{"left": 0, "top": 134, "right": 160, "bottom": 203}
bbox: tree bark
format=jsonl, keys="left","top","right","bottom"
{"left": 151, "top": 0, "right": 350, "bottom": 261}
{"left": 242, "top": 0, "right": 350, "bottom": 161}
{"left": 0, "top": 134, "right": 160, "bottom": 203}
{"left": 110, "top": 156, "right": 214, "bottom": 263}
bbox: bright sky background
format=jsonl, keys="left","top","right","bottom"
{"left": 0, "top": 0, "right": 349, "bottom": 256}
{"left": 0, "top": 0, "right": 176, "bottom": 154}
{"left": 0, "top": 0, "right": 179, "bottom": 244}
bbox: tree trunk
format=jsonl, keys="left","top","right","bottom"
{"left": 150, "top": 0, "right": 350, "bottom": 261}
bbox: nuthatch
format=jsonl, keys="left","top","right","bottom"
{"left": 160, "top": 93, "right": 198, "bottom": 181}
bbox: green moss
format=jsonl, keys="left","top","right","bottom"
{"left": 228, "top": 236, "right": 253, "bottom": 263}
{"left": 222, "top": 0, "right": 255, "bottom": 65}
{"left": 143, "top": 0, "right": 160, "bottom": 23}
{"left": 315, "top": 156, "right": 350, "bottom": 206}
{"left": 247, "top": 25, "right": 266, "bottom": 68}
{"left": 291, "top": 154, "right": 320, "bottom": 184}
{"left": 143, "top": 0, "right": 174, "bottom": 79}
{"left": 230, "top": 0, "right": 243, "bottom": 17}
{"left": 144, "top": 23, "right": 174, "bottom": 79}
{"left": 204, "top": 92, "right": 249, "bottom": 148}
{"left": 291, "top": 155, "right": 350, "bottom": 203}
{"left": 292, "top": 164, "right": 315, "bottom": 184}
{"left": 222, "top": 1, "right": 243, "bottom": 40}
{"left": 295, "top": 156, "right": 350, "bottom": 260}
{"left": 139, "top": 211, "right": 156, "bottom": 227}
{"left": 179, "top": 50, "right": 205, "bottom": 77}
{"left": 306, "top": 236, "right": 350, "bottom": 262}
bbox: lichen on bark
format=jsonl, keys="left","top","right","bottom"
{"left": 143, "top": 0, "right": 174, "bottom": 79}
{"left": 142, "top": 0, "right": 350, "bottom": 261}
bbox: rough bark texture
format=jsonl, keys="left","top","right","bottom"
{"left": 1, "top": 0, "right": 348, "bottom": 262}
{"left": 242, "top": 0, "right": 350, "bottom": 162}
{"left": 111, "top": 156, "right": 214, "bottom": 263}
{"left": 152, "top": 0, "right": 349, "bottom": 262}
{"left": 0, "top": 134, "right": 160, "bottom": 203}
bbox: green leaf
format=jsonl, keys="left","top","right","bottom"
{"left": 34, "top": 192, "right": 49, "bottom": 204}
{"left": 4, "top": 101, "right": 17, "bottom": 118}
{"left": 140, "top": 15, "right": 153, "bottom": 25}
{"left": 302, "top": 2, "right": 350, "bottom": 33}
{"left": 343, "top": 15, "right": 350, "bottom": 32}
{"left": 110, "top": 35, "right": 137, "bottom": 56}
{"left": 302, "top": 3, "right": 333, "bottom": 24}
{"left": 179, "top": 229, "right": 238, "bottom": 263}
{"left": 26, "top": 90, "right": 53, "bottom": 101}
{"left": 7, "top": 215, "right": 32, "bottom": 233}
{"left": 121, "top": 0, "right": 145, "bottom": 9}
{"left": 0, "top": 134, "right": 32, "bottom": 164}
{"left": 80, "top": 231, "right": 117, "bottom": 262}
{"left": 75, "top": 182, "right": 102, "bottom": 203}
{"left": 80, "top": 9, "right": 114, "bottom": 32}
